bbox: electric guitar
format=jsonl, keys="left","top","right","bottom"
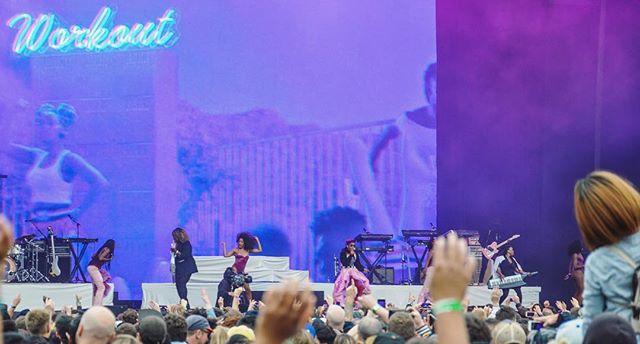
{"left": 49, "top": 229, "right": 61, "bottom": 277}
{"left": 482, "top": 234, "right": 520, "bottom": 260}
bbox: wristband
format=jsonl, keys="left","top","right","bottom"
{"left": 432, "top": 298, "right": 463, "bottom": 316}
{"left": 371, "top": 304, "right": 382, "bottom": 314}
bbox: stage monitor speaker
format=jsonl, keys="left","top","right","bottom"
{"left": 372, "top": 267, "right": 394, "bottom": 285}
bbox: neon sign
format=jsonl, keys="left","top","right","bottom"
{"left": 6, "top": 6, "right": 178, "bottom": 56}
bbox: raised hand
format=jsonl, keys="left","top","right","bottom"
{"left": 149, "top": 300, "right": 161, "bottom": 312}
{"left": 345, "top": 280, "right": 358, "bottom": 303}
{"left": 256, "top": 281, "right": 316, "bottom": 344}
{"left": 324, "top": 295, "right": 334, "bottom": 306}
{"left": 570, "top": 297, "right": 580, "bottom": 309}
{"left": 201, "top": 288, "right": 213, "bottom": 309}
{"left": 556, "top": 300, "right": 567, "bottom": 312}
{"left": 12, "top": 294, "right": 22, "bottom": 308}
{"left": 429, "top": 232, "right": 476, "bottom": 301}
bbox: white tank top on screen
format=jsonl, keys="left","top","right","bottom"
{"left": 25, "top": 150, "right": 73, "bottom": 205}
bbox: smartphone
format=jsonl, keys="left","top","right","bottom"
{"left": 377, "top": 299, "right": 386, "bottom": 308}
{"left": 525, "top": 311, "right": 535, "bottom": 318}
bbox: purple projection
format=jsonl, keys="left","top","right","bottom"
{"left": 0, "top": 1, "right": 436, "bottom": 298}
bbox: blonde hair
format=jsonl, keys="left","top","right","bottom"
{"left": 209, "top": 326, "right": 229, "bottom": 344}
{"left": 491, "top": 321, "right": 526, "bottom": 344}
{"left": 574, "top": 171, "right": 640, "bottom": 250}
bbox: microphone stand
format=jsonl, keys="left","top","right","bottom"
{"left": 68, "top": 215, "right": 81, "bottom": 282}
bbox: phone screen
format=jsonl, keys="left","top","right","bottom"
{"left": 377, "top": 299, "right": 386, "bottom": 308}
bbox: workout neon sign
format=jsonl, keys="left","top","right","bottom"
{"left": 6, "top": 6, "right": 178, "bottom": 56}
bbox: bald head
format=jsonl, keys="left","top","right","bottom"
{"left": 358, "top": 317, "right": 382, "bottom": 340}
{"left": 77, "top": 306, "right": 116, "bottom": 344}
{"left": 326, "top": 305, "right": 346, "bottom": 331}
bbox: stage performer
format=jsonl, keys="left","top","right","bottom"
{"left": 496, "top": 246, "right": 528, "bottom": 304}
{"left": 88, "top": 239, "right": 115, "bottom": 306}
{"left": 417, "top": 254, "right": 434, "bottom": 304}
{"left": 333, "top": 239, "right": 371, "bottom": 305}
{"left": 222, "top": 232, "right": 262, "bottom": 302}
{"left": 564, "top": 240, "right": 585, "bottom": 304}
{"left": 171, "top": 227, "right": 198, "bottom": 306}
{"left": 7, "top": 103, "right": 108, "bottom": 236}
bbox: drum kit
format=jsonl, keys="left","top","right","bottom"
{"left": 3, "top": 234, "right": 51, "bottom": 283}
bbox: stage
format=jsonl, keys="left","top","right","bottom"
{"left": 1, "top": 283, "right": 114, "bottom": 310}
{"left": 141, "top": 282, "right": 541, "bottom": 309}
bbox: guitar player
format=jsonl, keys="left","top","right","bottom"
{"left": 496, "top": 245, "right": 529, "bottom": 303}
{"left": 480, "top": 234, "right": 520, "bottom": 284}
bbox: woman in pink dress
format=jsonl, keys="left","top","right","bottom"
{"left": 222, "top": 232, "right": 262, "bottom": 301}
{"left": 333, "top": 239, "right": 371, "bottom": 305}
{"left": 88, "top": 239, "right": 114, "bottom": 306}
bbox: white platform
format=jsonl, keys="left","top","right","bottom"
{"left": 190, "top": 256, "right": 308, "bottom": 283}
{"left": 142, "top": 282, "right": 541, "bottom": 309}
{"left": 194, "top": 256, "right": 290, "bottom": 271}
{"left": 1, "top": 283, "right": 114, "bottom": 310}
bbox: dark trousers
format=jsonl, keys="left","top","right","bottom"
{"left": 499, "top": 286, "right": 522, "bottom": 304}
{"left": 176, "top": 272, "right": 192, "bottom": 301}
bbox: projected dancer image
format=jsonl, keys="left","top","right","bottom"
{"left": 369, "top": 63, "right": 437, "bottom": 232}
{"left": 171, "top": 227, "right": 198, "bottom": 306}
{"left": 333, "top": 239, "right": 371, "bottom": 306}
{"left": 222, "top": 232, "right": 262, "bottom": 302}
{"left": 7, "top": 103, "right": 108, "bottom": 235}
{"left": 88, "top": 239, "right": 114, "bottom": 306}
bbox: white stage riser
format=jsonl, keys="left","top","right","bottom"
{"left": 142, "top": 283, "right": 541, "bottom": 309}
{"left": 1, "top": 284, "right": 114, "bottom": 310}
{"left": 194, "top": 256, "right": 290, "bottom": 271}
{"left": 190, "top": 270, "right": 308, "bottom": 283}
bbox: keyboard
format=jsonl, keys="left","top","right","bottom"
{"left": 63, "top": 238, "right": 99, "bottom": 244}
{"left": 487, "top": 272, "right": 538, "bottom": 289}
{"left": 355, "top": 234, "right": 393, "bottom": 242}
{"left": 402, "top": 230, "right": 437, "bottom": 238}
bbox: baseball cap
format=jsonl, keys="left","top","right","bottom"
{"left": 186, "top": 315, "right": 212, "bottom": 333}
{"left": 227, "top": 325, "right": 256, "bottom": 341}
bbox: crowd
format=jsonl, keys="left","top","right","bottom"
{"left": 0, "top": 169, "right": 638, "bottom": 344}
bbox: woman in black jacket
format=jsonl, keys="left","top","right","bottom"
{"left": 171, "top": 227, "right": 198, "bottom": 305}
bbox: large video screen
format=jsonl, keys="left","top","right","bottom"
{"left": 0, "top": 1, "right": 436, "bottom": 297}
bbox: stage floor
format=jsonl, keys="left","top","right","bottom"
{"left": 142, "top": 282, "right": 541, "bottom": 308}
{"left": 1, "top": 283, "right": 114, "bottom": 310}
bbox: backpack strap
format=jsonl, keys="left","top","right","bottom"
{"left": 609, "top": 246, "right": 640, "bottom": 317}
{"left": 609, "top": 246, "right": 637, "bottom": 269}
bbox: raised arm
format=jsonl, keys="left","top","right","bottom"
{"left": 222, "top": 242, "right": 235, "bottom": 257}
{"left": 369, "top": 124, "right": 400, "bottom": 172}
{"left": 252, "top": 236, "right": 263, "bottom": 253}
{"left": 6, "top": 143, "right": 39, "bottom": 165}
{"left": 65, "top": 152, "right": 109, "bottom": 218}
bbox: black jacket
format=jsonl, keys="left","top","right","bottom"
{"left": 340, "top": 248, "right": 365, "bottom": 272}
{"left": 175, "top": 241, "right": 198, "bottom": 276}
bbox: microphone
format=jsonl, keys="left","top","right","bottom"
{"left": 362, "top": 227, "right": 369, "bottom": 234}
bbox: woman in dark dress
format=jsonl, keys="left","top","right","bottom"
{"left": 171, "top": 227, "right": 198, "bottom": 305}
{"left": 88, "top": 239, "right": 114, "bottom": 306}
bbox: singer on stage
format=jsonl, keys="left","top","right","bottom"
{"left": 88, "top": 239, "right": 114, "bottom": 306}
{"left": 333, "top": 239, "right": 371, "bottom": 305}
{"left": 171, "top": 227, "right": 198, "bottom": 306}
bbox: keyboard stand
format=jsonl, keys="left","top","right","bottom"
{"left": 70, "top": 242, "right": 91, "bottom": 283}
{"left": 357, "top": 249, "right": 391, "bottom": 284}
{"left": 409, "top": 243, "right": 430, "bottom": 284}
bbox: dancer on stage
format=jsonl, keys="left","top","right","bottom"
{"left": 88, "top": 239, "right": 114, "bottom": 306}
{"left": 333, "top": 239, "right": 371, "bottom": 306}
{"left": 564, "top": 240, "right": 585, "bottom": 304}
{"left": 222, "top": 232, "right": 262, "bottom": 302}
{"left": 171, "top": 227, "right": 198, "bottom": 306}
